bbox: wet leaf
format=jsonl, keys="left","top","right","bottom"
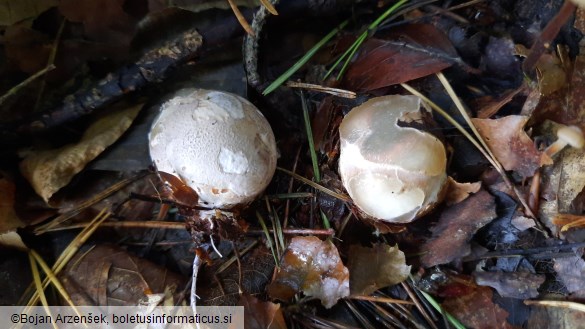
{"left": 421, "top": 190, "right": 497, "bottom": 267}
{"left": 472, "top": 115, "right": 552, "bottom": 177}
{"left": 347, "top": 244, "right": 410, "bottom": 296}
{"left": 0, "top": 0, "right": 58, "bottom": 26}
{"left": 19, "top": 104, "right": 142, "bottom": 202}
{"left": 443, "top": 284, "right": 514, "bottom": 329}
{"left": 343, "top": 24, "right": 459, "bottom": 91}
{"left": 60, "top": 244, "right": 186, "bottom": 306}
{"left": 473, "top": 271, "right": 545, "bottom": 299}
{"left": 554, "top": 255, "right": 585, "bottom": 298}
{"left": 238, "top": 293, "right": 287, "bottom": 329}
{"left": 445, "top": 177, "right": 481, "bottom": 206}
{"left": 268, "top": 236, "right": 349, "bottom": 308}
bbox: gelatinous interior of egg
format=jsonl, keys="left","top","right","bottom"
{"left": 149, "top": 89, "right": 277, "bottom": 209}
{"left": 338, "top": 95, "right": 447, "bottom": 223}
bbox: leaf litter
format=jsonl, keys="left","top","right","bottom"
{"left": 1, "top": 1, "right": 585, "bottom": 328}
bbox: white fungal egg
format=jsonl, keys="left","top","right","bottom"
{"left": 148, "top": 89, "right": 277, "bottom": 209}
{"left": 338, "top": 95, "right": 447, "bottom": 223}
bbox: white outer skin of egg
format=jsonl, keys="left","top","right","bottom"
{"left": 338, "top": 95, "right": 447, "bottom": 223}
{"left": 149, "top": 89, "right": 277, "bottom": 209}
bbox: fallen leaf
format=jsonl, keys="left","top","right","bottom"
{"left": 421, "top": 189, "right": 497, "bottom": 267}
{"left": 443, "top": 283, "right": 514, "bottom": 329}
{"left": 268, "top": 236, "right": 349, "bottom": 308}
{"left": 0, "top": 231, "right": 27, "bottom": 250}
{"left": 0, "top": 178, "right": 25, "bottom": 235}
{"left": 445, "top": 177, "right": 481, "bottom": 205}
{"left": 238, "top": 293, "right": 287, "bottom": 329}
{"left": 343, "top": 24, "right": 459, "bottom": 91}
{"left": 59, "top": 0, "right": 137, "bottom": 46}
{"left": 511, "top": 216, "right": 536, "bottom": 231}
{"left": 539, "top": 146, "right": 585, "bottom": 234}
{"left": 19, "top": 103, "right": 143, "bottom": 202}
{"left": 3, "top": 23, "right": 52, "bottom": 74}
{"left": 526, "top": 302, "right": 585, "bottom": 329}
{"left": 472, "top": 115, "right": 552, "bottom": 177}
{"left": 61, "top": 244, "right": 186, "bottom": 306}
{"left": 473, "top": 271, "right": 545, "bottom": 299}
{"left": 347, "top": 244, "right": 410, "bottom": 296}
{"left": 554, "top": 255, "right": 585, "bottom": 298}
{"left": 0, "top": 0, "right": 58, "bottom": 26}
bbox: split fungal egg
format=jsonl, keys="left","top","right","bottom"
{"left": 338, "top": 95, "right": 447, "bottom": 223}
{"left": 148, "top": 89, "right": 277, "bottom": 209}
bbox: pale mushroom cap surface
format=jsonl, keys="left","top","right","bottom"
{"left": 149, "top": 89, "right": 277, "bottom": 208}
{"left": 557, "top": 125, "right": 585, "bottom": 149}
{"left": 338, "top": 95, "right": 447, "bottom": 223}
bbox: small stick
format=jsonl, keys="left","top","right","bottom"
{"left": 0, "top": 64, "right": 55, "bottom": 106}
{"left": 349, "top": 295, "right": 414, "bottom": 305}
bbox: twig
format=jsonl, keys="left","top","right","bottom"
{"left": 522, "top": 1, "right": 577, "bottom": 74}
{"left": 0, "top": 64, "right": 55, "bottom": 107}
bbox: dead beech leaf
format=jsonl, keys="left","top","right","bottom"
{"left": 443, "top": 284, "right": 514, "bottom": 329}
{"left": 554, "top": 256, "right": 585, "bottom": 298}
{"left": 445, "top": 177, "right": 481, "bottom": 205}
{"left": 473, "top": 271, "right": 545, "bottom": 299}
{"left": 267, "top": 236, "right": 349, "bottom": 308}
{"left": 59, "top": 0, "right": 136, "bottom": 46}
{"left": 421, "top": 190, "right": 496, "bottom": 267}
{"left": 61, "top": 244, "right": 186, "bottom": 306}
{"left": 472, "top": 115, "right": 552, "bottom": 177}
{"left": 20, "top": 104, "right": 142, "bottom": 202}
{"left": 347, "top": 244, "right": 410, "bottom": 296}
{"left": 343, "top": 24, "right": 458, "bottom": 91}
{"left": 238, "top": 293, "right": 287, "bottom": 329}
{"left": 0, "top": 0, "right": 58, "bottom": 26}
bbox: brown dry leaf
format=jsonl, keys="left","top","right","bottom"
{"left": 59, "top": 0, "right": 137, "bottom": 46}
{"left": 445, "top": 177, "right": 481, "bottom": 205}
{"left": 61, "top": 244, "right": 186, "bottom": 306}
{"left": 526, "top": 302, "right": 585, "bottom": 329}
{"left": 267, "top": 236, "right": 349, "bottom": 308}
{"left": 473, "top": 271, "right": 545, "bottom": 299}
{"left": 0, "top": 0, "right": 58, "bottom": 26}
{"left": 421, "top": 190, "right": 497, "bottom": 267}
{"left": 443, "top": 284, "right": 514, "bottom": 329}
{"left": 343, "top": 24, "right": 458, "bottom": 92}
{"left": 347, "top": 244, "right": 410, "bottom": 296}
{"left": 472, "top": 115, "right": 552, "bottom": 177}
{"left": 515, "top": 44, "right": 567, "bottom": 96}
{"left": 3, "top": 23, "right": 52, "bottom": 74}
{"left": 0, "top": 178, "right": 26, "bottom": 234}
{"left": 554, "top": 256, "right": 585, "bottom": 298}
{"left": 19, "top": 103, "right": 142, "bottom": 202}
{"left": 539, "top": 146, "right": 585, "bottom": 234}
{"left": 238, "top": 293, "right": 287, "bottom": 329}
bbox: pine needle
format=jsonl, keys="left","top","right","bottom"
{"left": 227, "top": 0, "right": 255, "bottom": 36}
{"left": 28, "top": 252, "right": 58, "bottom": 329}
{"left": 300, "top": 91, "right": 321, "bottom": 182}
{"left": 276, "top": 167, "right": 351, "bottom": 202}
{"left": 256, "top": 211, "right": 279, "bottom": 266}
{"left": 259, "top": 0, "right": 278, "bottom": 15}
{"left": 263, "top": 20, "right": 349, "bottom": 95}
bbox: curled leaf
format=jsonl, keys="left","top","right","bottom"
{"left": 268, "top": 236, "right": 349, "bottom": 308}
{"left": 348, "top": 244, "right": 411, "bottom": 296}
{"left": 20, "top": 104, "right": 142, "bottom": 202}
